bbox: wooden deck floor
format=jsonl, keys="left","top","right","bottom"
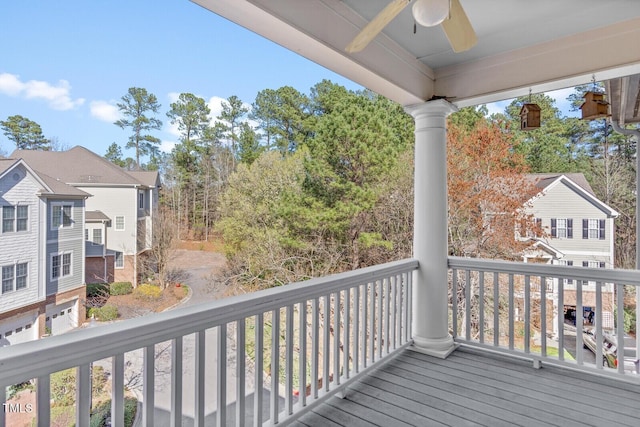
{"left": 293, "top": 347, "right": 640, "bottom": 427}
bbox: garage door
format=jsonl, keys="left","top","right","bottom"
{"left": 0, "top": 313, "right": 38, "bottom": 347}
{"left": 46, "top": 299, "right": 78, "bottom": 335}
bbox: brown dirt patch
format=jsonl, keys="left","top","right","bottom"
{"left": 108, "top": 285, "right": 188, "bottom": 320}
{"left": 176, "top": 238, "right": 224, "bottom": 252}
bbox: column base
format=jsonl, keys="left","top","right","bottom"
{"left": 410, "top": 335, "right": 458, "bottom": 359}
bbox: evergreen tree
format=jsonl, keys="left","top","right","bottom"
{"left": 114, "top": 87, "right": 163, "bottom": 169}
{"left": 0, "top": 115, "right": 50, "bottom": 150}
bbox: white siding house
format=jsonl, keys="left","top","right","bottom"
{"left": 0, "top": 158, "right": 89, "bottom": 346}
{"left": 11, "top": 147, "right": 160, "bottom": 287}
{"left": 523, "top": 173, "right": 618, "bottom": 331}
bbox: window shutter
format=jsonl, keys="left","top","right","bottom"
{"left": 582, "top": 219, "right": 588, "bottom": 239}
{"left": 551, "top": 218, "right": 557, "bottom": 237}
{"left": 567, "top": 219, "right": 573, "bottom": 238}
{"left": 599, "top": 219, "right": 605, "bottom": 240}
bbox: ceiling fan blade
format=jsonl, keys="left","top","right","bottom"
{"left": 345, "top": 0, "right": 410, "bottom": 53}
{"left": 441, "top": 0, "right": 477, "bottom": 53}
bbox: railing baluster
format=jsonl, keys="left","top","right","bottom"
{"left": 218, "top": 325, "right": 227, "bottom": 427}
{"left": 112, "top": 353, "right": 125, "bottom": 427}
{"left": 195, "top": 330, "right": 206, "bottom": 427}
{"left": 254, "top": 314, "right": 264, "bottom": 427}
{"left": 311, "top": 300, "right": 319, "bottom": 400}
{"left": 377, "top": 280, "right": 383, "bottom": 360}
{"left": 142, "top": 345, "right": 155, "bottom": 426}
{"left": 37, "top": 374, "right": 50, "bottom": 427}
{"left": 540, "top": 276, "right": 547, "bottom": 357}
{"left": 76, "top": 363, "right": 91, "bottom": 427}
{"left": 391, "top": 275, "right": 397, "bottom": 349}
{"left": 524, "top": 275, "right": 530, "bottom": 354}
{"left": 237, "top": 320, "right": 246, "bottom": 427}
{"left": 285, "top": 305, "right": 294, "bottom": 415}
{"left": 333, "top": 292, "right": 341, "bottom": 386}
{"left": 270, "top": 310, "right": 279, "bottom": 423}
{"left": 616, "top": 283, "right": 625, "bottom": 374}
{"left": 465, "top": 269, "right": 471, "bottom": 341}
{"left": 452, "top": 268, "right": 458, "bottom": 338}
{"left": 385, "top": 277, "right": 391, "bottom": 355}
{"left": 299, "top": 301, "right": 307, "bottom": 407}
{"left": 479, "top": 271, "right": 485, "bottom": 344}
{"left": 171, "top": 336, "right": 183, "bottom": 427}
{"left": 508, "top": 274, "right": 514, "bottom": 350}
{"left": 407, "top": 272, "right": 412, "bottom": 341}
{"left": 344, "top": 288, "right": 350, "bottom": 380}
{"left": 354, "top": 285, "right": 360, "bottom": 374}
{"left": 323, "top": 295, "right": 330, "bottom": 393}
{"left": 595, "top": 283, "right": 603, "bottom": 368}
{"left": 558, "top": 280, "right": 565, "bottom": 361}
{"left": 576, "top": 279, "right": 584, "bottom": 366}
{"left": 493, "top": 273, "right": 499, "bottom": 347}
{"left": 369, "top": 282, "right": 375, "bottom": 364}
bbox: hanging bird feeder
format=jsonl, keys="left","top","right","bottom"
{"left": 520, "top": 102, "right": 541, "bottom": 130}
{"left": 580, "top": 91, "right": 609, "bottom": 120}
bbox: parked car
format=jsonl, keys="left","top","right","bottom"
{"left": 583, "top": 329, "right": 638, "bottom": 373}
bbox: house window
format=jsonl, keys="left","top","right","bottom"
{"left": 583, "top": 219, "right": 605, "bottom": 240}
{"left": 16, "top": 263, "right": 27, "bottom": 290}
{"left": 2, "top": 206, "right": 14, "bottom": 232}
{"left": 582, "top": 260, "right": 605, "bottom": 286}
{"left": 52, "top": 253, "right": 72, "bottom": 279}
{"left": 115, "top": 251, "right": 124, "bottom": 269}
{"left": 1, "top": 263, "right": 27, "bottom": 293}
{"left": 551, "top": 218, "right": 573, "bottom": 239}
{"left": 139, "top": 192, "right": 145, "bottom": 209}
{"left": 559, "top": 260, "right": 574, "bottom": 285}
{"left": 16, "top": 206, "right": 28, "bottom": 232}
{"left": 52, "top": 204, "right": 72, "bottom": 228}
{"left": 115, "top": 216, "right": 125, "bottom": 231}
{"left": 2, "top": 265, "right": 14, "bottom": 293}
{"left": 92, "top": 228, "right": 102, "bottom": 245}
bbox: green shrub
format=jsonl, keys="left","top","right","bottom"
{"left": 86, "top": 283, "right": 109, "bottom": 297}
{"left": 90, "top": 396, "right": 138, "bottom": 427}
{"left": 110, "top": 282, "right": 133, "bottom": 295}
{"left": 88, "top": 304, "right": 119, "bottom": 321}
{"left": 133, "top": 283, "right": 162, "bottom": 300}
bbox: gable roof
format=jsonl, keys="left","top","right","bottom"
{"left": 127, "top": 170, "right": 160, "bottom": 188}
{"left": 526, "top": 173, "right": 618, "bottom": 217}
{"left": 0, "top": 158, "right": 88, "bottom": 198}
{"left": 10, "top": 146, "right": 154, "bottom": 187}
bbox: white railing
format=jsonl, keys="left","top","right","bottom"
{"left": 0, "top": 259, "right": 417, "bottom": 427}
{"left": 449, "top": 257, "right": 640, "bottom": 380}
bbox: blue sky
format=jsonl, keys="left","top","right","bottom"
{"left": 0, "top": 0, "right": 578, "bottom": 160}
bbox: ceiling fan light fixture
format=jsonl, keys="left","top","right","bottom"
{"left": 412, "top": 0, "right": 449, "bottom": 27}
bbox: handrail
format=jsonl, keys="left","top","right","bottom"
{"left": 448, "top": 256, "right": 640, "bottom": 381}
{"left": 0, "top": 258, "right": 418, "bottom": 426}
{"left": 449, "top": 256, "right": 640, "bottom": 286}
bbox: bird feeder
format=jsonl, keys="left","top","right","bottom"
{"left": 580, "top": 91, "right": 609, "bottom": 120}
{"left": 520, "top": 103, "right": 541, "bottom": 130}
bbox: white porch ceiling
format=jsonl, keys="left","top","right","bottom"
{"left": 192, "top": 0, "right": 640, "bottom": 118}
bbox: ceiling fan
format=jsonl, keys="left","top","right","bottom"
{"left": 345, "top": 0, "right": 477, "bottom": 54}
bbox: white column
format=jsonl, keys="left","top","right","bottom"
{"left": 406, "top": 99, "right": 457, "bottom": 358}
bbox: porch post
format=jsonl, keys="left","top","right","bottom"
{"left": 405, "top": 99, "right": 457, "bottom": 358}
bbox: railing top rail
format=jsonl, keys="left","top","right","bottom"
{"left": 448, "top": 256, "right": 640, "bottom": 287}
{"left": 0, "top": 258, "right": 418, "bottom": 386}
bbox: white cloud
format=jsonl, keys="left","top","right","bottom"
{"left": 90, "top": 100, "right": 121, "bottom": 122}
{"left": 160, "top": 139, "right": 177, "bottom": 153}
{"left": 0, "top": 72, "right": 84, "bottom": 110}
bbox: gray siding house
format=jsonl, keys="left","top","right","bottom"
{"left": 0, "top": 158, "right": 89, "bottom": 346}
{"left": 11, "top": 147, "right": 160, "bottom": 287}
{"left": 522, "top": 173, "right": 618, "bottom": 331}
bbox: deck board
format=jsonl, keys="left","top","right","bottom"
{"left": 295, "top": 347, "right": 640, "bottom": 427}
